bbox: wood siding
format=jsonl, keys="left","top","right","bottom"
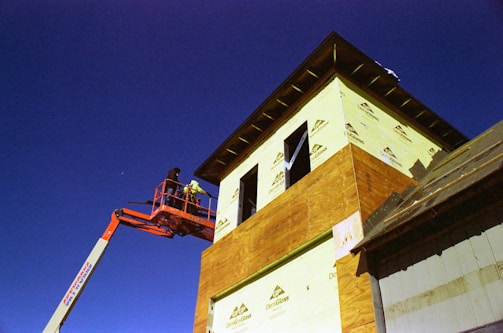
{"left": 194, "top": 144, "right": 414, "bottom": 332}
{"left": 351, "top": 143, "right": 416, "bottom": 221}
{"left": 336, "top": 145, "right": 414, "bottom": 333}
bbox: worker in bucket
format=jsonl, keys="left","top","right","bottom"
{"left": 164, "top": 167, "right": 181, "bottom": 206}
{"left": 182, "top": 180, "right": 212, "bottom": 214}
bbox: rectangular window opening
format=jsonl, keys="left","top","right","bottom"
{"left": 284, "top": 122, "right": 311, "bottom": 188}
{"left": 238, "top": 165, "right": 258, "bottom": 225}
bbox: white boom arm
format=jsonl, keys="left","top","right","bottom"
{"left": 43, "top": 238, "right": 109, "bottom": 333}
{"left": 43, "top": 213, "right": 120, "bottom": 333}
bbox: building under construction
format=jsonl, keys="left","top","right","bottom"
{"left": 192, "top": 32, "right": 503, "bottom": 332}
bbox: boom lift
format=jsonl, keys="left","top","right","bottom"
{"left": 43, "top": 179, "right": 216, "bottom": 333}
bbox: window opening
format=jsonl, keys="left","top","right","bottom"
{"left": 238, "top": 165, "right": 258, "bottom": 225}
{"left": 284, "top": 122, "right": 311, "bottom": 188}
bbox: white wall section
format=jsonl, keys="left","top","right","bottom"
{"left": 211, "top": 238, "right": 341, "bottom": 333}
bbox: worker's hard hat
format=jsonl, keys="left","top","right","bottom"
{"left": 189, "top": 180, "right": 199, "bottom": 187}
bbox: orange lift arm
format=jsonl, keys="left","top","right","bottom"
{"left": 43, "top": 179, "right": 216, "bottom": 333}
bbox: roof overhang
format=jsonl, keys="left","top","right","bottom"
{"left": 195, "top": 31, "right": 468, "bottom": 185}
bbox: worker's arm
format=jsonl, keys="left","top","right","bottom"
{"left": 194, "top": 184, "right": 212, "bottom": 197}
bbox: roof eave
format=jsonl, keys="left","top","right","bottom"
{"left": 195, "top": 31, "right": 468, "bottom": 185}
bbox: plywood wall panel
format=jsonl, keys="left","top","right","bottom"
{"left": 195, "top": 145, "right": 415, "bottom": 332}
{"left": 348, "top": 321, "right": 379, "bottom": 333}
{"left": 336, "top": 252, "right": 376, "bottom": 333}
{"left": 351, "top": 145, "right": 415, "bottom": 221}
{"left": 194, "top": 145, "right": 361, "bottom": 332}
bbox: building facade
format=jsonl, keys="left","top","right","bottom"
{"left": 192, "top": 32, "right": 501, "bottom": 332}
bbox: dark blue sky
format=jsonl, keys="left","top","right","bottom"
{"left": 1, "top": 1, "right": 502, "bottom": 332}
